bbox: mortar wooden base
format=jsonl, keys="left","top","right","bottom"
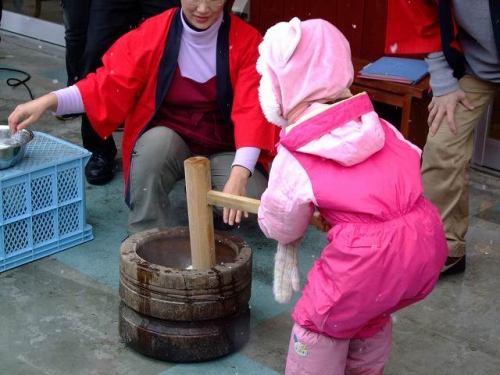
{"left": 119, "top": 301, "right": 250, "bottom": 363}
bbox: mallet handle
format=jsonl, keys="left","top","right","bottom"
{"left": 206, "top": 190, "right": 327, "bottom": 231}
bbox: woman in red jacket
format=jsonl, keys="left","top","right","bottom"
{"left": 8, "top": 0, "right": 277, "bottom": 235}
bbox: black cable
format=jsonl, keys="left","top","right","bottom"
{"left": 0, "top": 67, "right": 35, "bottom": 100}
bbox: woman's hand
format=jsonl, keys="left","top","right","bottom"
{"left": 8, "top": 93, "right": 58, "bottom": 134}
{"left": 221, "top": 165, "right": 251, "bottom": 226}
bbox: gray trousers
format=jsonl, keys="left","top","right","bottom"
{"left": 127, "top": 126, "right": 268, "bottom": 234}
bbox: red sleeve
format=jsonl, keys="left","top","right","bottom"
{"left": 229, "top": 18, "right": 279, "bottom": 162}
{"left": 75, "top": 12, "right": 173, "bottom": 139}
{"left": 385, "top": 0, "right": 443, "bottom": 55}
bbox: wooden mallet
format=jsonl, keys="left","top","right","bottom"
{"left": 184, "top": 156, "right": 327, "bottom": 269}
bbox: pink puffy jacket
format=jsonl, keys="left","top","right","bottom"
{"left": 258, "top": 93, "right": 448, "bottom": 339}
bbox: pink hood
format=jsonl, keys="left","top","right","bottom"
{"left": 257, "top": 18, "right": 354, "bottom": 127}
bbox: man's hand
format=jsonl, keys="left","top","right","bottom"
{"left": 428, "top": 89, "right": 474, "bottom": 136}
{"left": 221, "top": 165, "right": 251, "bottom": 226}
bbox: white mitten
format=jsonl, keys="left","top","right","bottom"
{"left": 273, "top": 238, "right": 301, "bottom": 304}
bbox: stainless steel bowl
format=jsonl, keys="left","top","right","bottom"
{"left": 0, "top": 125, "right": 35, "bottom": 170}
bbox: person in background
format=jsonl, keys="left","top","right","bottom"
{"left": 256, "top": 17, "right": 448, "bottom": 374}
{"left": 8, "top": 1, "right": 277, "bottom": 235}
{"left": 58, "top": 0, "right": 90, "bottom": 121}
{"left": 79, "top": 0, "right": 181, "bottom": 185}
{"left": 385, "top": 0, "right": 500, "bottom": 274}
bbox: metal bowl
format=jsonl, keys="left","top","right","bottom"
{"left": 0, "top": 125, "right": 35, "bottom": 170}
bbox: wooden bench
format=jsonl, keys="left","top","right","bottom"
{"left": 351, "top": 58, "right": 431, "bottom": 149}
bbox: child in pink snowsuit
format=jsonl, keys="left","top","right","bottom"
{"left": 256, "top": 18, "right": 448, "bottom": 375}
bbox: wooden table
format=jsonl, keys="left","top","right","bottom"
{"left": 351, "top": 58, "right": 431, "bottom": 149}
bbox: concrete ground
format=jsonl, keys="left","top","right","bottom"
{"left": 1, "top": 30, "right": 500, "bottom": 375}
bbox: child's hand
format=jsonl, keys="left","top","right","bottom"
{"left": 310, "top": 212, "right": 331, "bottom": 232}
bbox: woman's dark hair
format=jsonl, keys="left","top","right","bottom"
{"left": 225, "top": 0, "right": 235, "bottom": 11}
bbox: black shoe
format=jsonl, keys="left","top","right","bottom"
{"left": 85, "top": 153, "right": 116, "bottom": 185}
{"left": 55, "top": 113, "right": 81, "bottom": 121}
{"left": 441, "top": 255, "right": 466, "bottom": 276}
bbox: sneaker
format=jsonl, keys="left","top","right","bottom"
{"left": 84, "top": 153, "right": 116, "bottom": 185}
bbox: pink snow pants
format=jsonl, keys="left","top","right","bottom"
{"left": 285, "top": 319, "right": 392, "bottom": 375}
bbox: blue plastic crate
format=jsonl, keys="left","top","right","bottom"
{"left": 0, "top": 132, "right": 93, "bottom": 273}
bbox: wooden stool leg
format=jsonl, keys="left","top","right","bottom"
{"left": 34, "top": 0, "right": 41, "bottom": 18}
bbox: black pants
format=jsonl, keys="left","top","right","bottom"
{"left": 60, "top": 0, "right": 91, "bottom": 87}
{"left": 80, "top": 0, "right": 180, "bottom": 158}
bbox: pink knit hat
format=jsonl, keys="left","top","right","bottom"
{"left": 257, "top": 18, "right": 354, "bottom": 127}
